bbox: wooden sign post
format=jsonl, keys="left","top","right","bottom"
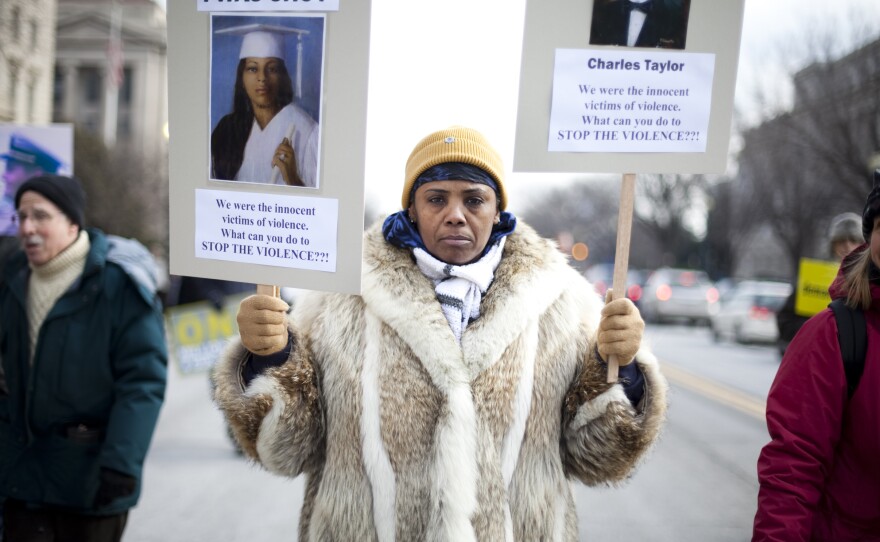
{"left": 256, "top": 284, "right": 280, "bottom": 298}
{"left": 606, "top": 173, "right": 635, "bottom": 383}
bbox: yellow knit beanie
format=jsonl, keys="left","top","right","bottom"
{"left": 402, "top": 126, "right": 507, "bottom": 210}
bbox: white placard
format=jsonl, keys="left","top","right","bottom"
{"left": 197, "top": 0, "right": 339, "bottom": 12}
{"left": 548, "top": 49, "right": 715, "bottom": 153}
{"left": 195, "top": 188, "right": 338, "bottom": 272}
{"left": 169, "top": 1, "right": 368, "bottom": 293}
{"left": 514, "top": 0, "right": 744, "bottom": 174}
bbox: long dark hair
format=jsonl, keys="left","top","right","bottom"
{"left": 842, "top": 248, "right": 874, "bottom": 310}
{"left": 211, "top": 58, "right": 295, "bottom": 180}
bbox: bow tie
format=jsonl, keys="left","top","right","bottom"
{"left": 626, "top": 0, "right": 653, "bottom": 13}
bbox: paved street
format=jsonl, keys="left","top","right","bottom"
{"left": 125, "top": 370, "right": 305, "bottom": 541}
{"left": 127, "top": 324, "right": 777, "bottom": 541}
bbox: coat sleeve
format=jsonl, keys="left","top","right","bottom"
{"left": 212, "top": 323, "right": 324, "bottom": 478}
{"left": 561, "top": 342, "right": 668, "bottom": 486}
{"left": 753, "top": 312, "right": 846, "bottom": 541}
{"left": 100, "top": 280, "right": 168, "bottom": 479}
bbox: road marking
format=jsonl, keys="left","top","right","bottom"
{"left": 660, "top": 362, "right": 767, "bottom": 421}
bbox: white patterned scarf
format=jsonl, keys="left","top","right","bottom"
{"left": 414, "top": 238, "right": 506, "bottom": 344}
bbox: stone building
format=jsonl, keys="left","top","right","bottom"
{"left": 53, "top": 0, "right": 167, "bottom": 155}
{"left": 0, "top": 1, "right": 58, "bottom": 123}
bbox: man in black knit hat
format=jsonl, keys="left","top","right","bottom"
{"left": 0, "top": 175, "right": 167, "bottom": 542}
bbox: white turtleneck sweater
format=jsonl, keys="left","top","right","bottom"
{"left": 27, "top": 231, "right": 90, "bottom": 363}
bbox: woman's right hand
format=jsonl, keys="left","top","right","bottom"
{"left": 237, "top": 294, "right": 290, "bottom": 355}
{"left": 273, "top": 137, "right": 304, "bottom": 187}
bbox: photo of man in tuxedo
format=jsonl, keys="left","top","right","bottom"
{"left": 589, "top": 0, "right": 691, "bottom": 49}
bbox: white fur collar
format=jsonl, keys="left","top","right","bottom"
{"left": 360, "top": 221, "right": 579, "bottom": 382}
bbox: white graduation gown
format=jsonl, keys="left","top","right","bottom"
{"left": 235, "top": 103, "right": 319, "bottom": 187}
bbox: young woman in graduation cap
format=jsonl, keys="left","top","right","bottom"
{"left": 211, "top": 23, "right": 319, "bottom": 187}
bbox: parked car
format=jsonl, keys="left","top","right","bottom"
{"left": 639, "top": 267, "right": 719, "bottom": 325}
{"left": 712, "top": 277, "right": 738, "bottom": 300}
{"left": 583, "top": 264, "right": 648, "bottom": 307}
{"left": 710, "top": 280, "right": 792, "bottom": 344}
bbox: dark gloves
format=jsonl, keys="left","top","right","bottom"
{"left": 94, "top": 467, "right": 137, "bottom": 508}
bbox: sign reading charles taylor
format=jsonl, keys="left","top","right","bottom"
{"left": 514, "top": 0, "right": 745, "bottom": 174}
{"left": 548, "top": 48, "right": 715, "bottom": 153}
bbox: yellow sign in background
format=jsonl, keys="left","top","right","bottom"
{"left": 165, "top": 293, "right": 248, "bottom": 374}
{"left": 795, "top": 258, "right": 840, "bottom": 317}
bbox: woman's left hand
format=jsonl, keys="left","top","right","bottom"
{"left": 597, "top": 291, "right": 644, "bottom": 366}
{"left": 272, "top": 137, "right": 304, "bottom": 186}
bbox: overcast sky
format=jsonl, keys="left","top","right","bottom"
{"left": 157, "top": 0, "right": 880, "bottom": 215}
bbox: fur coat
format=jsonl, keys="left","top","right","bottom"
{"left": 213, "top": 221, "right": 667, "bottom": 541}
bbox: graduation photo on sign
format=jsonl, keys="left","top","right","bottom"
{"left": 209, "top": 14, "right": 325, "bottom": 188}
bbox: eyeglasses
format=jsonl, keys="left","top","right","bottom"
{"left": 12, "top": 209, "right": 59, "bottom": 227}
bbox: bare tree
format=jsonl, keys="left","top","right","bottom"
{"left": 73, "top": 127, "right": 169, "bottom": 247}
{"left": 785, "top": 49, "right": 880, "bottom": 202}
{"left": 703, "top": 178, "right": 737, "bottom": 278}
{"left": 738, "top": 117, "right": 845, "bottom": 278}
{"left": 735, "top": 35, "right": 880, "bottom": 278}
{"left": 634, "top": 173, "right": 707, "bottom": 269}
{"left": 520, "top": 176, "right": 681, "bottom": 272}
{"left": 520, "top": 178, "right": 620, "bottom": 271}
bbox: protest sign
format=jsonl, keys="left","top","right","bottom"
{"left": 167, "top": 0, "right": 370, "bottom": 294}
{"left": 165, "top": 293, "right": 248, "bottom": 374}
{"left": 515, "top": 0, "right": 745, "bottom": 174}
{"left": 513, "top": 0, "right": 745, "bottom": 380}
{"left": 795, "top": 258, "right": 839, "bottom": 317}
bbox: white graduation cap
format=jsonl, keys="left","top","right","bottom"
{"left": 215, "top": 22, "right": 311, "bottom": 97}
{"left": 215, "top": 23, "right": 309, "bottom": 60}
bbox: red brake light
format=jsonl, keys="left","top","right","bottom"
{"left": 706, "top": 287, "right": 719, "bottom": 304}
{"left": 656, "top": 284, "right": 672, "bottom": 301}
{"left": 750, "top": 306, "right": 771, "bottom": 320}
{"left": 627, "top": 284, "right": 642, "bottom": 302}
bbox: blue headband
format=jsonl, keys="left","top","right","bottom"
{"left": 408, "top": 163, "right": 499, "bottom": 206}
{"left": 382, "top": 210, "right": 517, "bottom": 259}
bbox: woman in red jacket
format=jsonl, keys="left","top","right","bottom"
{"left": 753, "top": 170, "right": 880, "bottom": 541}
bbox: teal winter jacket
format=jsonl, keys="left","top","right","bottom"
{"left": 0, "top": 229, "right": 167, "bottom": 515}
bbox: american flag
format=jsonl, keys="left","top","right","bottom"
{"left": 106, "top": 6, "right": 124, "bottom": 89}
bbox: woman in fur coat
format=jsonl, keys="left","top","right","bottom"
{"left": 213, "top": 126, "right": 668, "bottom": 541}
